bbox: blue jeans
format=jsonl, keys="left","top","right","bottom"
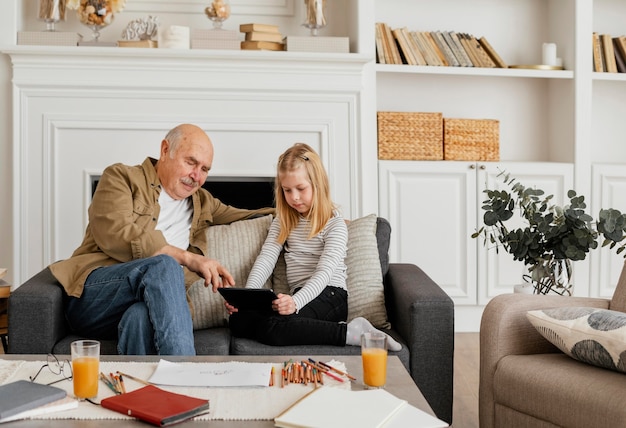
{"left": 229, "top": 286, "right": 348, "bottom": 346}
{"left": 65, "top": 255, "right": 195, "bottom": 355}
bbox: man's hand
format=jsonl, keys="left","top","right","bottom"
{"left": 272, "top": 293, "right": 297, "bottom": 315}
{"left": 154, "top": 245, "right": 235, "bottom": 292}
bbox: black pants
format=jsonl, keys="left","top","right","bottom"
{"left": 229, "top": 287, "right": 348, "bottom": 346}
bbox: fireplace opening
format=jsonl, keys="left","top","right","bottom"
{"left": 91, "top": 176, "right": 275, "bottom": 210}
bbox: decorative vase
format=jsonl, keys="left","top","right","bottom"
{"left": 39, "top": 0, "right": 66, "bottom": 31}
{"left": 303, "top": 0, "right": 327, "bottom": 36}
{"left": 204, "top": 0, "right": 231, "bottom": 30}
{"left": 523, "top": 259, "right": 573, "bottom": 296}
{"left": 76, "top": 0, "right": 115, "bottom": 42}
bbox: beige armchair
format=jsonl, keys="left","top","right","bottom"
{"left": 479, "top": 262, "right": 626, "bottom": 428}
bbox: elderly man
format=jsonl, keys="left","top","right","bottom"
{"left": 50, "top": 124, "right": 274, "bottom": 355}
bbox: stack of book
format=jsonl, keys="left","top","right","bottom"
{"left": 592, "top": 32, "right": 626, "bottom": 73}
{"left": 191, "top": 28, "right": 240, "bottom": 50}
{"left": 240, "top": 23, "right": 284, "bottom": 51}
{"left": 375, "top": 23, "right": 507, "bottom": 68}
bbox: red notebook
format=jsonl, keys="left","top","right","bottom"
{"left": 101, "top": 385, "right": 210, "bottom": 426}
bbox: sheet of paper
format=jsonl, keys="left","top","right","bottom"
{"left": 148, "top": 359, "right": 273, "bottom": 387}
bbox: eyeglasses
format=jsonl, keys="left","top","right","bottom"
{"left": 30, "top": 354, "right": 73, "bottom": 386}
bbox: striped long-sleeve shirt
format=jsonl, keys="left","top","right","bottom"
{"left": 245, "top": 213, "right": 348, "bottom": 311}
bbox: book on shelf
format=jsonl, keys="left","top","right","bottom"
{"left": 592, "top": 32, "right": 605, "bottom": 72}
{"left": 241, "top": 40, "right": 284, "bottom": 51}
{"left": 283, "top": 36, "right": 349, "bottom": 53}
{"left": 244, "top": 31, "right": 283, "bottom": 43}
{"left": 613, "top": 36, "right": 626, "bottom": 73}
{"left": 239, "top": 23, "right": 279, "bottom": 34}
{"left": 101, "top": 385, "right": 210, "bottom": 427}
{"left": 410, "top": 31, "right": 439, "bottom": 66}
{"left": 478, "top": 36, "right": 507, "bottom": 68}
{"left": 274, "top": 387, "right": 448, "bottom": 428}
{"left": 431, "top": 31, "right": 459, "bottom": 66}
{"left": 374, "top": 22, "right": 386, "bottom": 63}
{"left": 117, "top": 40, "right": 158, "bottom": 48}
{"left": 601, "top": 33, "right": 618, "bottom": 73}
{"left": 423, "top": 32, "right": 448, "bottom": 66}
{"left": 401, "top": 27, "right": 426, "bottom": 66}
{"left": 380, "top": 23, "right": 402, "bottom": 64}
{"left": 441, "top": 31, "right": 468, "bottom": 67}
{"left": 457, "top": 33, "right": 481, "bottom": 67}
{"left": 0, "top": 380, "right": 67, "bottom": 422}
{"left": 391, "top": 27, "right": 417, "bottom": 65}
{"left": 464, "top": 33, "right": 496, "bottom": 68}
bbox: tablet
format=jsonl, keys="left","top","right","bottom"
{"left": 218, "top": 288, "right": 278, "bottom": 311}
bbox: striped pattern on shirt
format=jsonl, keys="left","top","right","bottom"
{"left": 245, "top": 213, "right": 348, "bottom": 311}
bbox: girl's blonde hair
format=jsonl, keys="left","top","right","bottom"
{"left": 275, "top": 143, "right": 335, "bottom": 243}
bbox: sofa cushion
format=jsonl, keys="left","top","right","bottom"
{"left": 345, "top": 214, "right": 390, "bottom": 328}
{"left": 188, "top": 215, "right": 274, "bottom": 330}
{"left": 527, "top": 306, "right": 626, "bottom": 373}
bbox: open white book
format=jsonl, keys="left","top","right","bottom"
{"left": 274, "top": 387, "right": 448, "bottom": 428}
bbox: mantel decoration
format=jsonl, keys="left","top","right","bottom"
{"left": 120, "top": 16, "right": 159, "bottom": 47}
{"left": 67, "top": 0, "right": 127, "bottom": 42}
{"left": 303, "top": 0, "right": 327, "bottom": 36}
{"left": 204, "top": 0, "right": 231, "bottom": 30}
{"left": 472, "top": 172, "right": 626, "bottom": 295}
{"left": 38, "top": 0, "right": 66, "bottom": 31}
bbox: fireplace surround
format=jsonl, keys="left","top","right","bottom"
{"left": 3, "top": 46, "right": 374, "bottom": 284}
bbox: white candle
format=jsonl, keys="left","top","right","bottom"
{"left": 542, "top": 43, "right": 557, "bottom": 66}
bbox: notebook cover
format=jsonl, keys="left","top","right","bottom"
{"left": 0, "top": 380, "right": 67, "bottom": 420}
{"left": 101, "top": 385, "right": 210, "bottom": 426}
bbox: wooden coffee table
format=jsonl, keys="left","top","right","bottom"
{"left": 0, "top": 354, "right": 435, "bottom": 427}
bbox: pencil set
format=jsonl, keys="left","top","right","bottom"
{"left": 280, "top": 360, "right": 323, "bottom": 388}
{"left": 100, "top": 372, "right": 126, "bottom": 395}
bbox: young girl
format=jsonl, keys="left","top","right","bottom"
{"left": 225, "top": 143, "right": 400, "bottom": 350}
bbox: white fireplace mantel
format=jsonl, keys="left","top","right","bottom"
{"left": 3, "top": 46, "right": 377, "bottom": 284}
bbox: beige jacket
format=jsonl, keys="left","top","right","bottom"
{"left": 50, "top": 157, "right": 274, "bottom": 298}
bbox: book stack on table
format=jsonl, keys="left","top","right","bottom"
{"left": 240, "top": 23, "right": 284, "bottom": 51}
{"left": 191, "top": 28, "right": 240, "bottom": 50}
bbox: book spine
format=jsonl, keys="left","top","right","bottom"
{"left": 402, "top": 27, "right": 426, "bottom": 66}
{"left": 592, "top": 32, "right": 605, "bottom": 72}
{"left": 601, "top": 33, "right": 617, "bottom": 73}
{"left": 612, "top": 37, "right": 626, "bottom": 73}
{"left": 391, "top": 27, "right": 415, "bottom": 65}
{"left": 374, "top": 23, "right": 386, "bottom": 64}
{"left": 478, "top": 36, "right": 507, "bottom": 68}
{"left": 432, "top": 31, "right": 459, "bottom": 66}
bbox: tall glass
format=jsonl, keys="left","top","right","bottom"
{"left": 71, "top": 340, "right": 100, "bottom": 400}
{"left": 361, "top": 332, "right": 387, "bottom": 389}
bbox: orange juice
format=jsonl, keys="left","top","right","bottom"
{"left": 72, "top": 356, "right": 99, "bottom": 399}
{"left": 362, "top": 347, "right": 387, "bottom": 388}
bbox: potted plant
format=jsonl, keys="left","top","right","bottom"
{"left": 472, "top": 172, "right": 626, "bottom": 295}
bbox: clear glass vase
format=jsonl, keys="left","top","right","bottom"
{"left": 77, "top": 0, "right": 115, "bottom": 42}
{"left": 303, "top": 0, "right": 327, "bottom": 36}
{"left": 524, "top": 259, "right": 573, "bottom": 296}
{"left": 204, "top": 0, "right": 231, "bottom": 30}
{"left": 39, "top": 0, "right": 66, "bottom": 32}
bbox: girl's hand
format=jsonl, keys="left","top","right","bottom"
{"left": 224, "top": 301, "right": 238, "bottom": 315}
{"left": 272, "top": 293, "right": 297, "bottom": 315}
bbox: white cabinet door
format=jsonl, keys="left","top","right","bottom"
{"left": 379, "top": 160, "right": 574, "bottom": 308}
{"left": 379, "top": 160, "right": 478, "bottom": 305}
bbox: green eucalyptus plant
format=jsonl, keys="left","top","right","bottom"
{"left": 472, "top": 172, "right": 626, "bottom": 294}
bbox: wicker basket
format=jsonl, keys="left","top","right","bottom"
{"left": 377, "top": 112, "right": 443, "bottom": 160}
{"left": 443, "top": 118, "right": 499, "bottom": 161}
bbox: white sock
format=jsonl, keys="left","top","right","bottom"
{"left": 345, "top": 317, "right": 402, "bottom": 351}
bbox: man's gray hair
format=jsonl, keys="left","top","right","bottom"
{"left": 163, "top": 126, "right": 184, "bottom": 158}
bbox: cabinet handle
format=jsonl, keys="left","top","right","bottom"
{"left": 479, "top": 164, "right": 486, "bottom": 170}
{"left": 469, "top": 164, "right": 476, "bottom": 169}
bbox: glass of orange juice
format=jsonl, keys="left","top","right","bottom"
{"left": 70, "top": 340, "right": 100, "bottom": 400}
{"left": 361, "top": 332, "right": 387, "bottom": 389}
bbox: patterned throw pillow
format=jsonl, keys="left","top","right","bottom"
{"left": 188, "top": 215, "right": 273, "bottom": 330}
{"left": 526, "top": 307, "right": 626, "bottom": 373}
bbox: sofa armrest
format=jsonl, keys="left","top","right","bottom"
{"left": 384, "top": 263, "right": 454, "bottom": 424}
{"left": 479, "top": 293, "right": 610, "bottom": 428}
{"left": 8, "top": 267, "right": 69, "bottom": 354}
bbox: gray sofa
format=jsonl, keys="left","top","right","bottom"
{"left": 8, "top": 218, "right": 454, "bottom": 424}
